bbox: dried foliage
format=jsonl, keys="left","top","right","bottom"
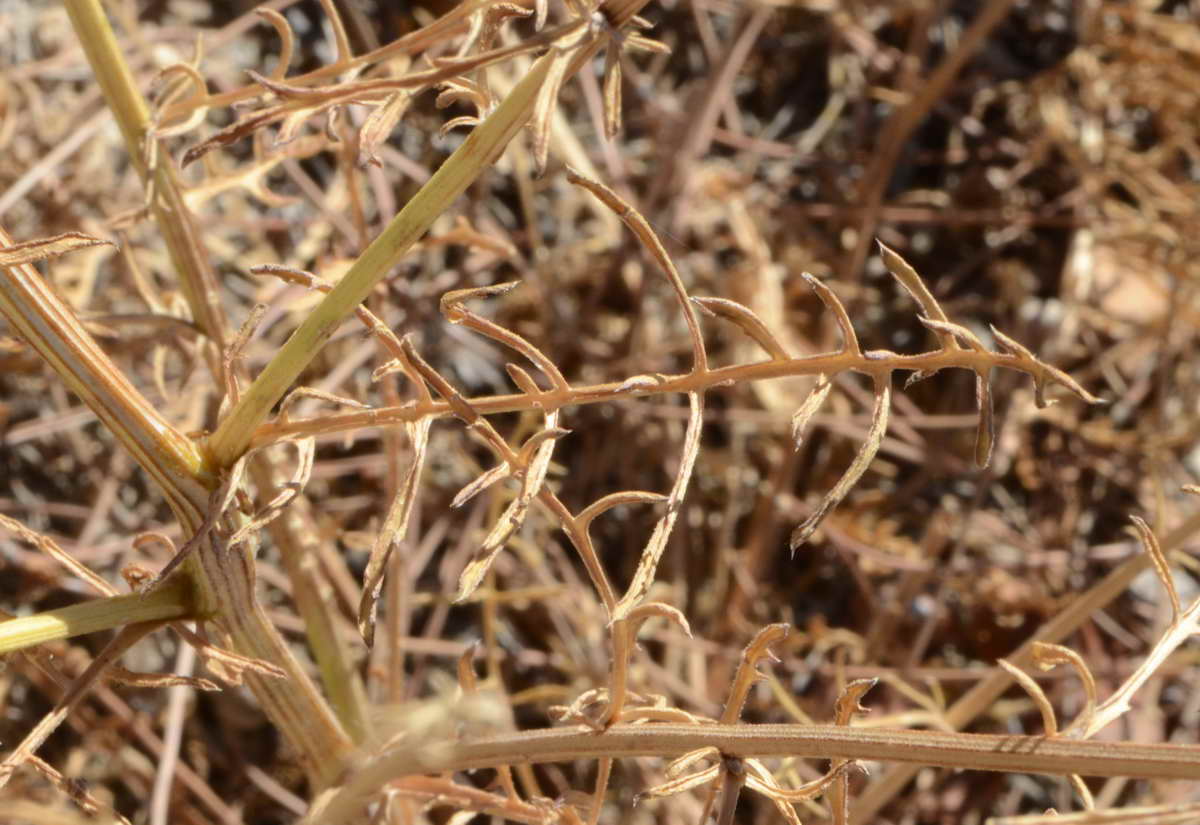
{"left": 2, "top": 1, "right": 1200, "bottom": 824}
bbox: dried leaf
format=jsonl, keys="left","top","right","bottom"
{"left": 451, "top": 463, "right": 510, "bottom": 509}
{"left": 639, "top": 765, "right": 719, "bottom": 800}
{"left": 530, "top": 48, "right": 577, "bottom": 175}
{"left": 722, "top": 623, "right": 789, "bottom": 723}
{"left": 457, "top": 641, "right": 481, "bottom": 694}
{"left": 743, "top": 758, "right": 852, "bottom": 803}
{"left": 454, "top": 420, "right": 565, "bottom": 602}
{"left": 1130, "top": 515, "right": 1179, "bottom": 622}
{"left": 666, "top": 747, "right": 720, "bottom": 779}
{"left": 991, "top": 325, "right": 1101, "bottom": 407}
{"left": 834, "top": 677, "right": 877, "bottom": 726}
{"left": 1032, "top": 642, "right": 1097, "bottom": 734}
{"left": 602, "top": 41, "right": 622, "bottom": 139}
{"left": 626, "top": 601, "right": 692, "bottom": 639}
{"left": 359, "top": 91, "right": 412, "bottom": 167}
{"left": 975, "top": 370, "right": 995, "bottom": 468}
{"left": 505, "top": 362, "right": 542, "bottom": 398}
{"left": 877, "top": 242, "right": 958, "bottom": 352}
{"left": 790, "top": 377, "right": 891, "bottom": 551}
{"left": 917, "top": 316, "right": 986, "bottom": 352}
{"left": 228, "top": 438, "right": 316, "bottom": 546}
{"left": 358, "top": 417, "right": 431, "bottom": 646}
{"left": 254, "top": 8, "right": 295, "bottom": 80}
{"left": 0, "top": 232, "right": 113, "bottom": 267}
{"left": 693, "top": 296, "right": 790, "bottom": 360}
{"left": 801, "top": 272, "right": 860, "bottom": 355}
{"left": 614, "top": 393, "right": 703, "bottom": 619}
{"left": 576, "top": 491, "right": 669, "bottom": 529}
{"left": 791, "top": 377, "right": 833, "bottom": 450}
{"left": 997, "top": 659, "right": 1057, "bottom": 735}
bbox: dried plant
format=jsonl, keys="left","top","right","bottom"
{"left": 1, "top": 1, "right": 1199, "bottom": 823}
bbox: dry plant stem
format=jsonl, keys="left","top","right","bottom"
{"left": 247, "top": 459, "right": 369, "bottom": 742}
{"left": 154, "top": 0, "right": 489, "bottom": 128}
{"left": 0, "top": 225, "right": 212, "bottom": 511}
{"left": 258, "top": 345, "right": 1093, "bottom": 448}
{"left": 306, "top": 722, "right": 1200, "bottom": 825}
{"left": 850, "top": 508, "right": 1200, "bottom": 824}
{"left": 0, "top": 223, "right": 352, "bottom": 786}
{"left": 62, "top": 0, "right": 363, "bottom": 775}
{"left": 207, "top": 0, "right": 653, "bottom": 469}
{"left": 62, "top": 0, "right": 225, "bottom": 348}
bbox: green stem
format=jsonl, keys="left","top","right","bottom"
{"left": 0, "top": 580, "right": 194, "bottom": 654}
{"left": 206, "top": 53, "right": 554, "bottom": 467}
{"left": 59, "top": 0, "right": 359, "bottom": 784}
{"left": 205, "top": 0, "right": 651, "bottom": 469}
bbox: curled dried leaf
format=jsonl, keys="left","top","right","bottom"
{"left": 614, "top": 393, "right": 703, "bottom": 620}
{"left": 974, "top": 371, "right": 995, "bottom": 468}
{"left": 916, "top": 316, "right": 989, "bottom": 352}
{"left": 106, "top": 666, "right": 219, "bottom": 692}
{"left": 666, "top": 747, "right": 720, "bottom": 779}
{"left": 638, "top": 765, "right": 719, "bottom": 801}
{"left": 743, "top": 758, "right": 855, "bottom": 803}
{"left": 440, "top": 282, "right": 522, "bottom": 323}
{"left": 602, "top": 40, "right": 623, "bottom": 139}
{"left": 626, "top": 601, "right": 693, "bottom": 639}
{"left": 255, "top": 7, "right": 295, "bottom": 81}
{"left": 1032, "top": 641, "right": 1097, "bottom": 735}
{"left": 451, "top": 463, "right": 510, "bottom": 509}
{"left": 359, "top": 91, "right": 412, "bottom": 167}
{"left": 277, "top": 387, "right": 368, "bottom": 422}
{"left": 801, "top": 272, "right": 859, "bottom": 356}
{"left": 454, "top": 419, "right": 564, "bottom": 602}
{"left": 438, "top": 115, "right": 482, "bottom": 137}
{"left": 790, "top": 377, "right": 891, "bottom": 551}
{"left": 877, "top": 242, "right": 958, "bottom": 352}
{"left": 530, "top": 44, "right": 581, "bottom": 175}
{"left": 614, "top": 373, "right": 666, "bottom": 393}
{"left": 693, "top": 296, "right": 790, "bottom": 360}
{"left": 228, "top": 438, "right": 315, "bottom": 547}
{"left": 997, "top": 658, "right": 1057, "bottom": 736}
{"left": 149, "top": 62, "right": 209, "bottom": 138}
{"left": 576, "top": 491, "right": 669, "bottom": 530}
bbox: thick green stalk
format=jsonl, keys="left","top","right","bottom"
{"left": 0, "top": 580, "right": 192, "bottom": 654}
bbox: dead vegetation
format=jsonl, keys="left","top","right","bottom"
{"left": 1, "top": 0, "right": 1199, "bottom": 823}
